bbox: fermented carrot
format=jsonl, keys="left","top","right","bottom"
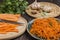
{"left": 30, "top": 18, "right": 60, "bottom": 40}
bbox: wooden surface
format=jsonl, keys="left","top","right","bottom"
{"left": 0, "top": 0, "right": 60, "bottom": 40}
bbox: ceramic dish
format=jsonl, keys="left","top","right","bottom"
{"left": 27, "top": 19, "right": 43, "bottom": 40}
{"left": 27, "top": 18, "right": 60, "bottom": 40}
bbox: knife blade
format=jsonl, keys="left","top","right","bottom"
{"left": 0, "top": 19, "right": 24, "bottom": 25}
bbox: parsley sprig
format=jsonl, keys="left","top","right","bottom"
{"left": 0, "top": 0, "right": 28, "bottom": 14}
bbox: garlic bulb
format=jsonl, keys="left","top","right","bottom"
{"left": 31, "top": 0, "right": 41, "bottom": 9}
{"left": 43, "top": 6, "right": 52, "bottom": 12}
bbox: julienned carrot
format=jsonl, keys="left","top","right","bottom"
{"left": 0, "top": 14, "right": 20, "bottom": 21}
{"left": 30, "top": 18, "right": 60, "bottom": 40}
{"left": 0, "top": 14, "right": 20, "bottom": 34}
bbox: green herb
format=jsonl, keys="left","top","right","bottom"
{"left": 49, "top": 22, "right": 52, "bottom": 26}
{"left": 0, "top": 0, "right": 28, "bottom": 14}
{"left": 41, "top": 13, "right": 44, "bottom": 17}
{"left": 41, "top": 12, "right": 47, "bottom": 17}
{"left": 43, "top": 12, "right": 48, "bottom": 15}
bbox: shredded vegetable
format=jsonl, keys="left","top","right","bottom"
{"left": 30, "top": 18, "right": 60, "bottom": 40}
{"left": 0, "top": 14, "right": 20, "bottom": 34}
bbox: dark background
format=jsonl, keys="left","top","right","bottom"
{"left": 0, "top": 0, "right": 60, "bottom": 40}
{"left": 27, "top": 0, "right": 60, "bottom": 6}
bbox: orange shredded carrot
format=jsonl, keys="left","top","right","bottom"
{"left": 30, "top": 18, "right": 60, "bottom": 40}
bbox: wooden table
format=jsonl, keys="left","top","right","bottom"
{"left": 0, "top": 0, "right": 60, "bottom": 40}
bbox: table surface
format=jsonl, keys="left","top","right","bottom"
{"left": 0, "top": 0, "right": 60, "bottom": 40}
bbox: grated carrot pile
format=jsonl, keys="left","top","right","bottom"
{"left": 30, "top": 18, "right": 60, "bottom": 40}
{"left": 0, "top": 14, "right": 20, "bottom": 34}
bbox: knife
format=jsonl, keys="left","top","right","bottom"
{"left": 0, "top": 19, "right": 24, "bottom": 25}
